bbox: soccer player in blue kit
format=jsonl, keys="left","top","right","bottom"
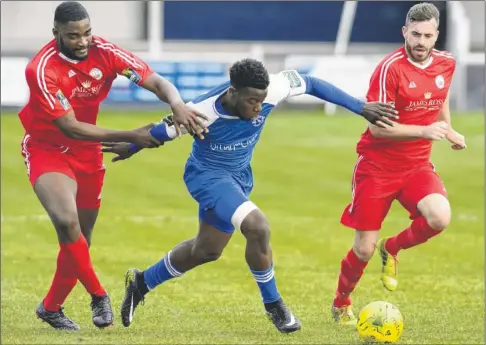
{"left": 102, "top": 59, "right": 398, "bottom": 333}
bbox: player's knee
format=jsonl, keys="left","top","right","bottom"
{"left": 418, "top": 194, "right": 451, "bottom": 230}
{"left": 240, "top": 210, "right": 270, "bottom": 243}
{"left": 353, "top": 243, "right": 376, "bottom": 261}
{"left": 50, "top": 211, "right": 81, "bottom": 240}
{"left": 425, "top": 212, "right": 450, "bottom": 231}
{"left": 51, "top": 212, "right": 78, "bottom": 231}
{"left": 353, "top": 230, "right": 379, "bottom": 261}
{"left": 191, "top": 246, "right": 222, "bottom": 264}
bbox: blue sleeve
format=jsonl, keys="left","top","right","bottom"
{"left": 303, "top": 76, "right": 364, "bottom": 115}
{"left": 128, "top": 121, "right": 175, "bottom": 153}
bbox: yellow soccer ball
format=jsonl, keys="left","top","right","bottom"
{"left": 356, "top": 301, "right": 404, "bottom": 343}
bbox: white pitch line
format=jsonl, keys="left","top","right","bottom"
{"left": 0, "top": 214, "right": 197, "bottom": 223}
{"left": 1, "top": 213, "right": 478, "bottom": 224}
{"left": 0, "top": 214, "right": 319, "bottom": 224}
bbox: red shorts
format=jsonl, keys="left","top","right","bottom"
{"left": 21, "top": 134, "right": 105, "bottom": 209}
{"left": 341, "top": 155, "right": 447, "bottom": 231}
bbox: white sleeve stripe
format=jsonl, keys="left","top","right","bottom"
{"left": 378, "top": 52, "right": 403, "bottom": 103}
{"left": 36, "top": 47, "right": 57, "bottom": 110}
{"left": 94, "top": 41, "right": 142, "bottom": 69}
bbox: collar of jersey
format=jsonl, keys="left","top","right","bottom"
{"left": 213, "top": 95, "right": 240, "bottom": 119}
{"left": 58, "top": 52, "right": 80, "bottom": 64}
{"left": 406, "top": 56, "right": 434, "bottom": 70}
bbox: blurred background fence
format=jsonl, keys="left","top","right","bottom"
{"left": 1, "top": 1, "right": 484, "bottom": 112}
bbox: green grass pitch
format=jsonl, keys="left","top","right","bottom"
{"left": 1, "top": 110, "right": 484, "bottom": 344}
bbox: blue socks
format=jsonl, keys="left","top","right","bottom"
{"left": 251, "top": 264, "right": 281, "bottom": 304}
{"left": 143, "top": 252, "right": 280, "bottom": 306}
{"left": 143, "top": 251, "right": 183, "bottom": 290}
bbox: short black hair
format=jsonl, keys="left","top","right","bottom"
{"left": 54, "top": 1, "right": 89, "bottom": 25}
{"left": 229, "top": 58, "right": 269, "bottom": 90}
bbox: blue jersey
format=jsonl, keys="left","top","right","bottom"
{"left": 134, "top": 69, "right": 365, "bottom": 233}
{"left": 162, "top": 70, "right": 308, "bottom": 171}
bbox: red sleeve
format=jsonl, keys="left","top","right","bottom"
{"left": 25, "top": 63, "right": 72, "bottom": 120}
{"left": 366, "top": 59, "right": 400, "bottom": 105}
{"left": 92, "top": 37, "right": 153, "bottom": 85}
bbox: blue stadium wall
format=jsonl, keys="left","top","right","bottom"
{"left": 159, "top": 1, "right": 447, "bottom": 48}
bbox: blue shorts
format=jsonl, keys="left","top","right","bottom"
{"left": 183, "top": 158, "right": 254, "bottom": 233}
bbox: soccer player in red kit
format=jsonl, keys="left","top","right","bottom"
{"left": 331, "top": 3, "right": 467, "bottom": 324}
{"left": 19, "top": 2, "right": 207, "bottom": 330}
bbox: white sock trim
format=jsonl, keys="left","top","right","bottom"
{"left": 231, "top": 201, "right": 258, "bottom": 231}
{"left": 164, "top": 250, "right": 183, "bottom": 277}
{"left": 253, "top": 270, "right": 275, "bottom": 283}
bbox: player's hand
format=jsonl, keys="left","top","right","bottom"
{"left": 446, "top": 129, "right": 467, "bottom": 150}
{"left": 101, "top": 142, "right": 133, "bottom": 162}
{"left": 171, "top": 102, "right": 209, "bottom": 139}
{"left": 421, "top": 121, "right": 450, "bottom": 141}
{"left": 101, "top": 142, "right": 156, "bottom": 162}
{"left": 361, "top": 102, "right": 399, "bottom": 128}
{"left": 131, "top": 123, "right": 162, "bottom": 148}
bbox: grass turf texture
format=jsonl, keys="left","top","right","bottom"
{"left": 1, "top": 110, "right": 484, "bottom": 344}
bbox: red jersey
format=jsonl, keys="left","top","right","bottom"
{"left": 357, "top": 46, "right": 456, "bottom": 170}
{"left": 18, "top": 36, "right": 153, "bottom": 147}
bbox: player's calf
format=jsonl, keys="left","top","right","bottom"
{"left": 239, "top": 208, "right": 272, "bottom": 270}
{"left": 380, "top": 194, "right": 449, "bottom": 291}
{"left": 237, "top": 206, "right": 300, "bottom": 333}
{"left": 121, "top": 223, "right": 232, "bottom": 327}
{"left": 333, "top": 230, "right": 378, "bottom": 323}
{"left": 385, "top": 193, "right": 449, "bottom": 257}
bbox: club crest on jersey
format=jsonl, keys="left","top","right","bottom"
{"left": 122, "top": 68, "right": 142, "bottom": 84}
{"left": 252, "top": 115, "right": 265, "bottom": 127}
{"left": 89, "top": 68, "right": 103, "bottom": 80}
{"left": 435, "top": 75, "right": 445, "bottom": 89}
{"left": 55, "top": 89, "right": 71, "bottom": 110}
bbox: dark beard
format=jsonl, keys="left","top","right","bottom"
{"left": 405, "top": 41, "right": 432, "bottom": 62}
{"left": 58, "top": 37, "right": 88, "bottom": 61}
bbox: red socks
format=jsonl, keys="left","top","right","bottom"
{"left": 43, "top": 247, "right": 78, "bottom": 312}
{"left": 332, "top": 217, "right": 442, "bottom": 309}
{"left": 385, "top": 216, "right": 442, "bottom": 256}
{"left": 64, "top": 234, "right": 106, "bottom": 297}
{"left": 334, "top": 249, "right": 368, "bottom": 307}
{"left": 44, "top": 234, "right": 106, "bottom": 311}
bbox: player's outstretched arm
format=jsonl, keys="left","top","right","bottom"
{"left": 141, "top": 74, "right": 209, "bottom": 138}
{"left": 302, "top": 76, "right": 398, "bottom": 128}
{"left": 53, "top": 113, "right": 161, "bottom": 148}
{"left": 368, "top": 90, "right": 459, "bottom": 143}
{"left": 125, "top": 114, "right": 190, "bottom": 154}
{"left": 95, "top": 37, "right": 209, "bottom": 138}
{"left": 101, "top": 141, "right": 164, "bottom": 162}
{"left": 368, "top": 121, "right": 450, "bottom": 142}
